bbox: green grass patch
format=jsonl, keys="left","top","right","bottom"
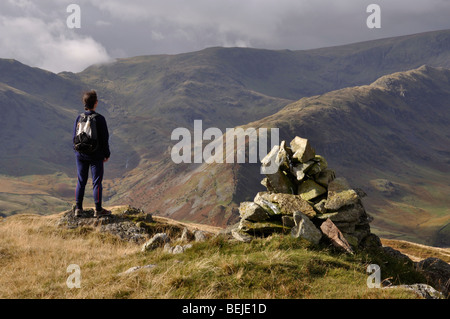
{"left": 112, "top": 234, "right": 424, "bottom": 299}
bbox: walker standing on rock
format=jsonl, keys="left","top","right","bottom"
{"left": 73, "top": 90, "right": 111, "bottom": 218}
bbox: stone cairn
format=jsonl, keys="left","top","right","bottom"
{"left": 232, "top": 136, "right": 379, "bottom": 253}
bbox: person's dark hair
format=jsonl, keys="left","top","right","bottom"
{"left": 83, "top": 90, "right": 98, "bottom": 110}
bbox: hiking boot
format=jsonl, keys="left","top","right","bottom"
{"left": 94, "top": 208, "right": 112, "bottom": 218}
{"left": 74, "top": 208, "right": 83, "bottom": 217}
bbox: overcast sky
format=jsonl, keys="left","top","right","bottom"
{"left": 1, "top": 0, "right": 450, "bottom": 73}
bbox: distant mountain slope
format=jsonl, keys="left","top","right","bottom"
{"left": 0, "top": 59, "right": 138, "bottom": 178}
{"left": 75, "top": 29, "right": 450, "bottom": 165}
{"left": 113, "top": 65, "right": 450, "bottom": 247}
{"left": 0, "top": 59, "right": 88, "bottom": 176}
{"left": 307, "top": 29, "right": 450, "bottom": 88}
{"left": 0, "top": 59, "right": 85, "bottom": 109}
{"left": 0, "top": 82, "right": 76, "bottom": 175}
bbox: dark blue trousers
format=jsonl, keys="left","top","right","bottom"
{"left": 75, "top": 157, "right": 104, "bottom": 211}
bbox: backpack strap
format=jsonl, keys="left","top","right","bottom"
{"left": 78, "top": 113, "right": 87, "bottom": 123}
{"left": 88, "top": 113, "right": 99, "bottom": 140}
{"left": 79, "top": 113, "right": 98, "bottom": 122}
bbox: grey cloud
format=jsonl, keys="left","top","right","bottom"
{"left": 1, "top": 0, "right": 450, "bottom": 72}
{"left": 85, "top": 0, "right": 450, "bottom": 53}
{"left": 0, "top": 0, "right": 111, "bottom": 73}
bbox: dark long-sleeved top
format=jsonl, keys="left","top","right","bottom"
{"left": 73, "top": 110, "right": 111, "bottom": 161}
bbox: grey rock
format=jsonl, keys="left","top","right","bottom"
{"left": 307, "top": 155, "right": 328, "bottom": 176}
{"left": 100, "top": 221, "right": 147, "bottom": 244}
{"left": 231, "top": 228, "right": 253, "bottom": 243}
{"left": 119, "top": 264, "right": 156, "bottom": 276}
{"left": 172, "top": 245, "right": 185, "bottom": 254}
{"left": 313, "top": 199, "right": 327, "bottom": 214}
{"left": 219, "top": 222, "right": 240, "bottom": 236}
{"left": 290, "top": 161, "right": 315, "bottom": 181}
{"left": 59, "top": 206, "right": 151, "bottom": 244}
{"left": 324, "top": 178, "right": 361, "bottom": 212}
{"left": 164, "top": 243, "right": 194, "bottom": 254}
{"left": 315, "top": 212, "right": 339, "bottom": 220}
{"left": 332, "top": 221, "right": 356, "bottom": 234}
{"left": 141, "top": 233, "right": 170, "bottom": 252}
{"left": 266, "top": 171, "right": 295, "bottom": 194}
{"left": 261, "top": 144, "right": 280, "bottom": 168}
{"left": 320, "top": 219, "right": 354, "bottom": 254}
{"left": 290, "top": 136, "right": 315, "bottom": 163}
{"left": 239, "top": 202, "right": 270, "bottom": 222}
{"left": 261, "top": 145, "right": 283, "bottom": 178}
{"left": 330, "top": 203, "right": 365, "bottom": 223}
{"left": 276, "top": 141, "right": 292, "bottom": 171}
{"left": 291, "top": 211, "right": 322, "bottom": 245}
{"left": 314, "top": 169, "right": 336, "bottom": 187}
{"left": 352, "top": 224, "right": 372, "bottom": 242}
{"left": 260, "top": 146, "right": 295, "bottom": 193}
{"left": 357, "top": 211, "right": 374, "bottom": 225}
{"left": 239, "top": 219, "right": 286, "bottom": 236}
{"left": 298, "top": 179, "right": 327, "bottom": 201}
{"left": 254, "top": 192, "right": 316, "bottom": 218}
{"left": 281, "top": 215, "right": 295, "bottom": 228}
{"left": 415, "top": 257, "right": 450, "bottom": 298}
{"left": 359, "top": 233, "right": 382, "bottom": 249}
{"left": 382, "top": 246, "right": 412, "bottom": 263}
{"left": 163, "top": 243, "right": 171, "bottom": 252}
{"left": 194, "top": 230, "right": 207, "bottom": 242}
{"left": 261, "top": 177, "right": 276, "bottom": 192}
{"left": 180, "top": 227, "right": 194, "bottom": 242}
{"left": 121, "top": 266, "right": 142, "bottom": 275}
{"left": 325, "top": 189, "right": 360, "bottom": 211}
{"left": 385, "top": 284, "right": 444, "bottom": 299}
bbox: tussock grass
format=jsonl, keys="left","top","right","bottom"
{"left": 381, "top": 238, "right": 450, "bottom": 263}
{"left": 0, "top": 214, "right": 422, "bottom": 299}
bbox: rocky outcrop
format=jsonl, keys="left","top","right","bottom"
{"left": 58, "top": 206, "right": 151, "bottom": 243}
{"left": 384, "top": 284, "right": 444, "bottom": 299}
{"left": 233, "top": 136, "right": 378, "bottom": 252}
{"left": 141, "top": 233, "right": 170, "bottom": 251}
{"left": 58, "top": 206, "right": 214, "bottom": 253}
{"left": 141, "top": 228, "right": 212, "bottom": 253}
{"left": 415, "top": 257, "right": 450, "bottom": 298}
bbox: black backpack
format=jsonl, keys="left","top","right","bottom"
{"left": 73, "top": 113, "right": 99, "bottom": 154}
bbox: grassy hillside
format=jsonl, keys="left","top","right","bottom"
{"left": 0, "top": 208, "right": 436, "bottom": 299}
